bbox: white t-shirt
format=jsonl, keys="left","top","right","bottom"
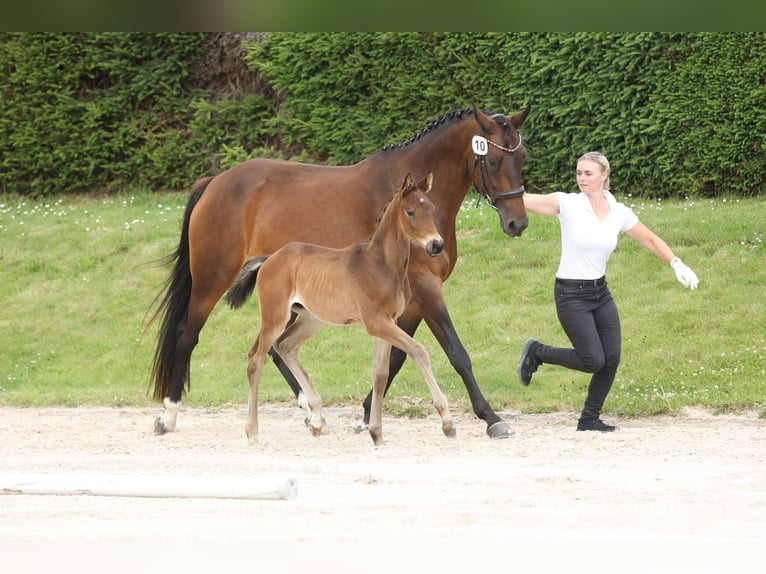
{"left": 555, "top": 190, "right": 639, "bottom": 280}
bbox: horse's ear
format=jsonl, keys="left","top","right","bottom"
{"left": 417, "top": 171, "right": 433, "bottom": 194}
{"left": 510, "top": 104, "right": 532, "bottom": 129}
{"left": 472, "top": 102, "right": 494, "bottom": 134}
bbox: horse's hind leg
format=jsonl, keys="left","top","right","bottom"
{"left": 155, "top": 291, "right": 221, "bottom": 434}
{"left": 153, "top": 182, "right": 252, "bottom": 434}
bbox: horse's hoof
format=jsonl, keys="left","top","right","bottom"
{"left": 153, "top": 417, "right": 168, "bottom": 435}
{"left": 353, "top": 422, "right": 369, "bottom": 434}
{"left": 487, "top": 421, "right": 514, "bottom": 439}
{"left": 443, "top": 428, "right": 457, "bottom": 438}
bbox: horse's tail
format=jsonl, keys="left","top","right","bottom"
{"left": 147, "top": 177, "right": 214, "bottom": 401}
{"left": 225, "top": 256, "right": 269, "bottom": 310}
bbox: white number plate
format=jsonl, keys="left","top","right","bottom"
{"left": 471, "top": 135, "right": 488, "bottom": 156}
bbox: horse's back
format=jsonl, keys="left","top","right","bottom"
{"left": 194, "top": 157, "right": 388, "bottom": 257}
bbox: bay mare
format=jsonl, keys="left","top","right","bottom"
{"left": 226, "top": 173, "right": 454, "bottom": 446}
{"left": 149, "top": 103, "right": 530, "bottom": 439}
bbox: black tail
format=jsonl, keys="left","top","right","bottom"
{"left": 146, "top": 177, "right": 213, "bottom": 401}
{"left": 225, "top": 256, "right": 269, "bottom": 309}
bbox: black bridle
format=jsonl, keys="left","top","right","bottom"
{"left": 472, "top": 131, "right": 525, "bottom": 209}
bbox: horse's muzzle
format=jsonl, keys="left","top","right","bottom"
{"left": 499, "top": 213, "right": 529, "bottom": 238}
{"left": 505, "top": 217, "right": 529, "bottom": 237}
{"left": 426, "top": 238, "right": 444, "bottom": 257}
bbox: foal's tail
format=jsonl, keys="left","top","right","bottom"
{"left": 146, "top": 177, "right": 213, "bottom": 401}
{"left": 225, "top": 256, "right": 269, "bottom": 309}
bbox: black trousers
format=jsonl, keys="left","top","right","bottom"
{"left": 536, "top": 277, "right": 621, "bottom": 419}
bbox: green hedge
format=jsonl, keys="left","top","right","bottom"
{"left": 247, "top": 32, "right": 766, "bottom": 197}
{"left": 0, "top": 33, "right": 205, "bottom": 194}
{"left": 1, "top": 33, "right": 764, "bottom": 197}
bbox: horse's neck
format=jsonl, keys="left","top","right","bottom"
{"left": 396, "top": 124, "right": 473, "bottom": 217}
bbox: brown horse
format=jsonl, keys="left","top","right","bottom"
{"left": 149, "top": 103, "right": 530, "bottom": 438}
{"left": 226, "top": 173, "right": 453, "bottom": 446}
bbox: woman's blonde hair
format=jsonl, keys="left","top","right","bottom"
{"left": 577, "top": 151, "right": 610, "bottom": 189}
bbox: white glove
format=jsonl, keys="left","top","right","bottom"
{"left": 670, "top": 257, "right": 699, "bottom": 290}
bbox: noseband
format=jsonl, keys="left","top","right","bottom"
{"left": 472, "top": 131, "right": 525, "bottom": 209}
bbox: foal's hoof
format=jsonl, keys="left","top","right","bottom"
{"left": 153, "top": 417, "right": 169, "bottom": 435}
{"left": 304, "top": 415, "right": 328, "bottom": 435}
{"left": 353, "top": 422, "right": 369, "bottom": 434}
{"left": 487, "top": 421, "right": 514, "bottom": 439}
{"left": 443, "top": 428, "right": 457, "bottom": 438}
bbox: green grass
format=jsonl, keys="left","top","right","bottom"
{"left": 1, "top": 191, "right": 764, "bottom": 419}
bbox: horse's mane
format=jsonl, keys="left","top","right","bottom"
{"left": 382, "top": 108, "right": 474, "bottom": 151}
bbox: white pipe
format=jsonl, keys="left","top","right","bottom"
{"left": 0, "top": 473, "right": 298, "bottom": 500}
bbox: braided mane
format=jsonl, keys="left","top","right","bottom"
{"left": 382, "top": 108, "right": 474, "bottom": 151}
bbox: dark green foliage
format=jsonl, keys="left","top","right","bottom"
{"left": 246, "top": 32, "right": 765, "bottom": 197}
{"left": 1, "top": 33, "right": 764, "bottom": 197}
{"left": 652, "top": 33, "right": 766, "bottom": 196}
{"left": 0, "top": 33, "right": 207, "bottom": 195}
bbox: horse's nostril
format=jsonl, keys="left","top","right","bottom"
{"left": 428, "top": 240, "right": 444, "bottom": 256}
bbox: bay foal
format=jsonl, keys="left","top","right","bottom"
{"left": 226, "top": 173, "right": 454, "bottom": 446}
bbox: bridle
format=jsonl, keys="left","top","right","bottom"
{"left": 472, "top": 130, "right": 526, "bottom": 209}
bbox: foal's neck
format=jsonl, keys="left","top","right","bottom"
{"left": 368, "top": 198, "right": 410, "bottom": 275}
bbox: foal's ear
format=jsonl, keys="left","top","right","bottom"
{"left": 400, "top": 172, "right": 414, "bottom": 197}
{"left": 416, "top": 171, "right": 433, "bottom": 194}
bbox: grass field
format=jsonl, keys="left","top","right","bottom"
{"left": 1, "top": 190, "right": 764, "bottom": 418}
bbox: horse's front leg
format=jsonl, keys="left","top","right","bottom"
{"left": 368, "top": 338, "right": 391, "bottom": 446}
{"left": 416, "top": 281, "right": 513, "bottom": 439}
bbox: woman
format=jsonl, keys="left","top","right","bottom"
{"left": 518, "top": 151, "right": 698, "bottom": 432}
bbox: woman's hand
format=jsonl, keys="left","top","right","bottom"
{"left": 670, "top": 257, "right": 699, "bottom": 289}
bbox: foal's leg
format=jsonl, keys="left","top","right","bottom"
{"left": 245, "top": 320, "right": 286, "bottom": 446}
{"left": 368, "top": 337, "right": 392, "bottom": 446}
{"left": 372, "top": 321, "right": 455, "bottom": 439}
{"left": 358, "top": 310, "right": 422, "bottom": 431}
{"left": 274, "top": 314, "right": 327, "bottom": 436}
{"left": 269, "top": 310, "right": 306, "bottom": 400}
{"left": 244, "top": 332, "right": 277, "bottom": 445}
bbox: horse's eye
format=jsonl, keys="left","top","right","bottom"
{"left": 406, "top": 209, "right": 415, "bottom": 217}
{"left": 488, "top": 157, "right": 500, "bottom": 169}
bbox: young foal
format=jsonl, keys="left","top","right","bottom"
{"left": 226, "top": 173, "right": 455, "bottom": 446}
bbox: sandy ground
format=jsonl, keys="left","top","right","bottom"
{"left": 0, "top": 404, "right": 763, "bottom": 573}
